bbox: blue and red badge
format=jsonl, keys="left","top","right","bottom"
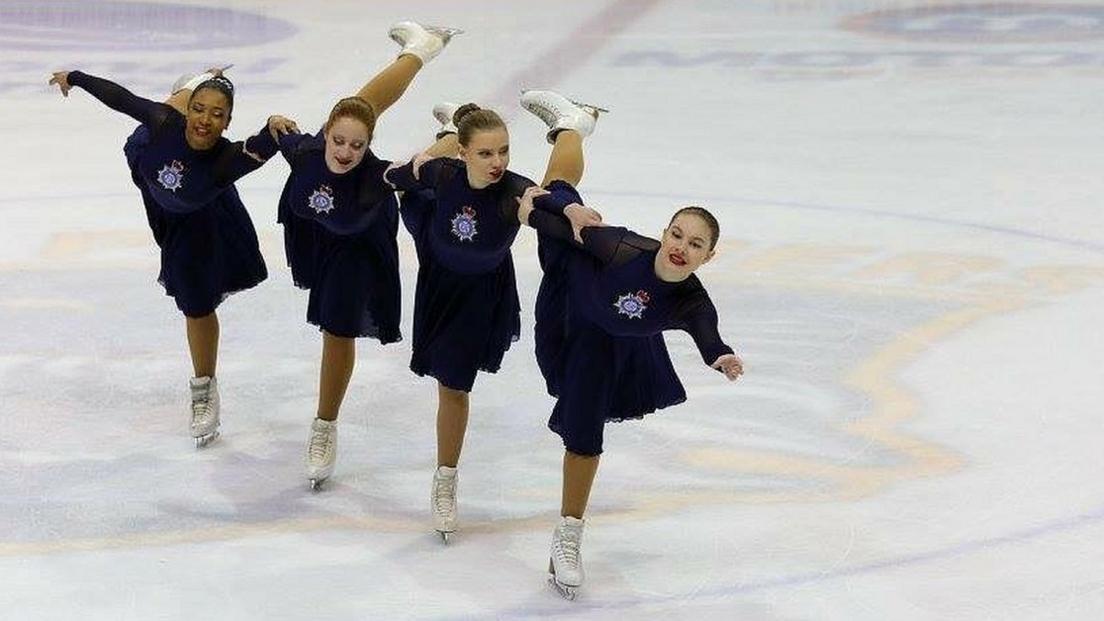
{"left": 450, "top": 206, "right": 478, "bottom": 241}
{"left": 156, "top": 160, "right": 185, "bottom": 192}
{"left": 613, "top": 289, "right": 650, "bottom": 319}
{"left": 308, "top": 185, "right": 335, "bottom": 214}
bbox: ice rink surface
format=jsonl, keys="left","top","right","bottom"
{"left": 2, "top": 1, "right": 1104, "bottom": 618}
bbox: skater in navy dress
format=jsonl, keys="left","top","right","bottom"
{"left": 273, "top": 21, "right": 459, "bottom": 489}
{"left": 514, "top": 90, "right": 744, "bottom": 598}
{"left": 385, "top": 100, "right": 590, "bottom": 540}
{"left": 48, "top": 69, "right": 296, "bottom": 447}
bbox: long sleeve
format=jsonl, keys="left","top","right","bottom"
{"left": 678, "top": 288, "right": 735, "bottom": 367}
{"left": 211, "top": 120, "right": 280, "bottom": 186}
{"left": 67, "top": 71, "right": 172, "bottom": 128}
{"left": 277, "top": 131, "right": 312, "bottom": 164}
{"left": 495, "top": 173, "right": 538, "bottom": 226}
{"left": 532, "top": 187, "right": 579, "bottom": 216}
{"left": 385, "top": 157, "right": 447, "bottom": 192}
{"left": 580, "top": 226, "right": 660, "bottom": 267}
{"left": 528, "top": 209, "right": 581, "bottom": 246}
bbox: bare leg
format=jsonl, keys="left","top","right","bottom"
{"left": 356, "top": 54, "right": 423, "bottom": 118}
{"left": 317, "top": 332, "right": 356, "bottom": 421}
{"left": 541, "top": 129, "right": 584, "bottom": 187}
{"left": 561, "top": 450, "right": 600, "bottom": 518}
{"left": 185, "top": 312, "right": 219, "bottom": 377}
{"left": 436, "top": 382, "right": 470, "bottom": 467}
{"left": 424, "top": 133, "right": 459, "bottom": 159}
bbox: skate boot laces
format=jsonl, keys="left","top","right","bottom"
{"left": 308, "top": 425, "right": 334, "bottom": 462}
{"left": 433, "top": 474, "right": 457, "bottom": 516}
{"left": 190, "top": 384, "right": 212, "bottom": 425}
{"left": 522, "top": 94, "right": 565, "bottom": 127}
{"left": 553, "top": 527, "right": 581, "bottom": 566}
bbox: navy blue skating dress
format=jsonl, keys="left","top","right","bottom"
{"left": 528, "top": 186, "right": 735, "bottom": 456}
{"left": 68, "top": 71, "right": 277, "bottom": 318}
{"left": 275, "top": 132, "right": 401, "bottom": 342}
{"left": 386, "top": 158, "right": 565, "bottom": 392}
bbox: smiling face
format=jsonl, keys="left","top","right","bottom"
{"left": 184, "top": 88, "right": 231, "bottom": 150}
{"left": 655, "top": 212, "right": 717, "bottom": 281}
{"left": 324, "top": 116, "right": 370, "bottom": 174}
{"left": 458, "top": 127, "right": 510, "bottom": 189}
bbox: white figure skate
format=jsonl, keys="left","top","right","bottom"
{"left": 305, "top": 417, "right": 337, "bottom": 491}
{"left": 548, "top": 516, "right": 586, "bottom": 600}
{"left": 520, "top": 89, "right": 607, "bottom": 144}
{"left": 189, "top": 376, "right": 220, "bottom": 448}
{"left": 433, "top": 101, "right": 461, "bottom": 138}
{"left": 431, "top": 465, "right": 458, "bottom": 543}
{"left": 388, "top": 21, "right": 462, "bottom": 65}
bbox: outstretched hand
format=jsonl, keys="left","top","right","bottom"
{"left": 49, "top": 71, "right": 72, "bottom": 97}
{"left": 711, "top": 353, "right": 744, "bottom": 381}
{"left": 515, "top": 185, "right": 550, "bottom": 225}
{"left": 267, "top": 115, "right": 300, "bottom": 141}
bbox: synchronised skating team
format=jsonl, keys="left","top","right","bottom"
{"left": 48, "top": 21, "right": 744, "bottom": 599}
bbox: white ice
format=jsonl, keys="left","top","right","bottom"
{"left": 3, "top": 1, "right": 1104, "bottom": 619}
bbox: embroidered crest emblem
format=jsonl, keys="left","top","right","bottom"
{"left": 450, "top": 206, "right": 478, "bottom": 241}
{"left": 613, "top": 289, "right": 651, "bottom": 319}
{"left": 308, "top": 185, "right": 336, "bottom": 214}
{"left": 156, "top": 160, "right": 185, "bottom": 192}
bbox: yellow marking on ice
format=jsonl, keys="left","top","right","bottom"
{"left": 856, "top": 252, "right": 1005, "bottom": 286}
{"left": 662, "top": 291, "right": 1032, "bottom": 502}
{"left": 1, "top": 243, "right": 1102, "bottom": 555}
{"left": 0, "top": 511, "right": 580, "bottom": 558}
{"left": 40, "top": 230, "right": 148, "bottom": 260}
{"left": 736, "top": 243, "right": 874, "bottom": 274}
{"left": 1017, "top": 265, "right": 1104, "bottom": 295}
{"left": 0, "top": 515, "right": 398, "bottom": 557}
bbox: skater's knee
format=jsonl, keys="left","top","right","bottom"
{"left": 438, "top": 382, "right": 470, "bottom": 405}
{"left": 322, "top": 330, "right": 355, "bottom": 346}
{"left": 563, "top": 434, "right": 603, "bottom": 457}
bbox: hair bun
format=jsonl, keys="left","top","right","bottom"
{"left": 453, "top": 103, "right": 481, "bottom": 126}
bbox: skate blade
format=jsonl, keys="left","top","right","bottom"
{"left": 425, "top": 25, "right": 464, "bottom": 40}
{"left": 309, "top": 477, "right": 328, "bottom": 492}
{"left": 436, "top": 529, "right": 453, "bottom": 544}
{"left": 571, "top": 99, "right": 609, "bottom": 115}
{"left": 547, "top": 577, "right": 578, "bottom": 601}
{"left": 389, "top": 24, "right": 463, "bottom": 46}
{"left": 193, "top": 430, "right": 219, "bottom": 448}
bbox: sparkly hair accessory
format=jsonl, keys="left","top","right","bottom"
{"left": 192, "top": 75, "right": 235, "bottom": 109}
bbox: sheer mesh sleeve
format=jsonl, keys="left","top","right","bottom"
{"left": 385, "top": 157, "right": 448, "bottom": 191}
{"left": 673, "top": 284, "right": 735, "bottom": 366}
{"left": 68, "top": 71, "right": 174, "bottom": 130}
{"left": 527, "top": 209, "right": 579, "bottom": 245}
{"left": 211, "top": 120, "right": 279, "bottom": 187}
{"left": 496, "top": 173, "right": 537, "bottom": 226}
{"left": 580, "top": 226, "right": 661, "bottom": 267}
